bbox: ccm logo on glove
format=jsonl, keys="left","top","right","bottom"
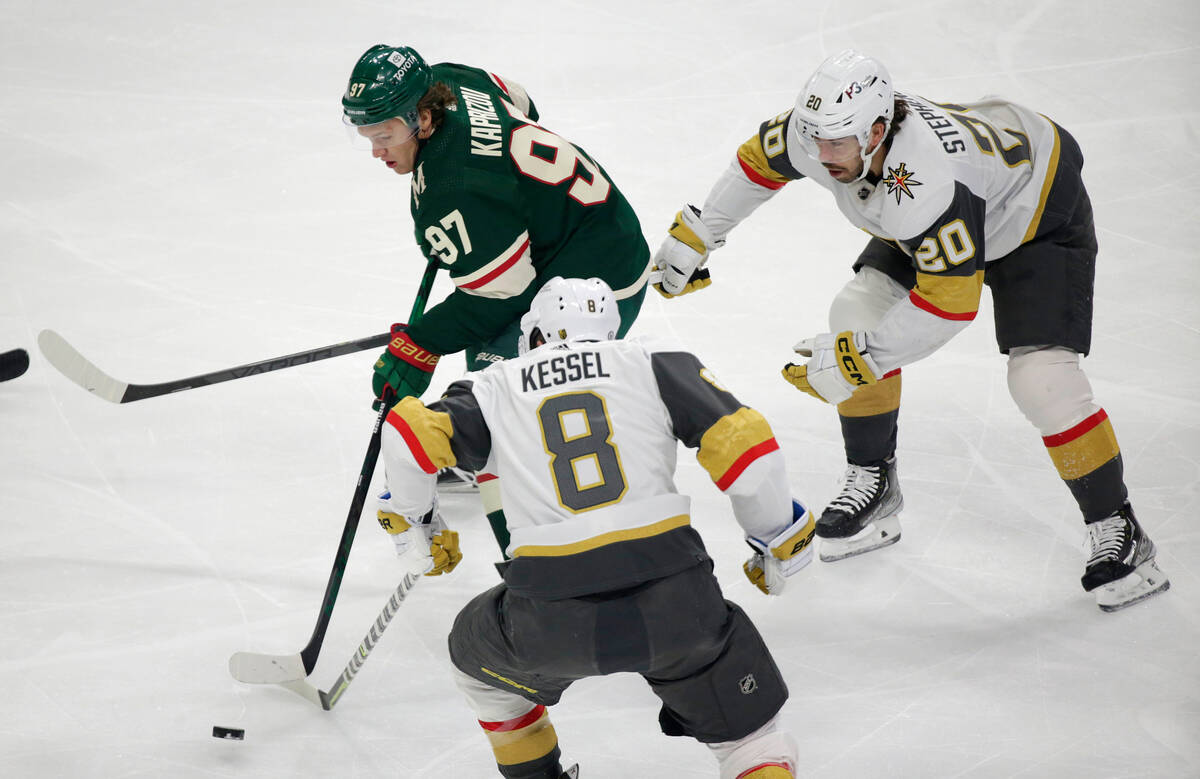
{"left": 836, "top": 335, "right": 873, "bottom": 387}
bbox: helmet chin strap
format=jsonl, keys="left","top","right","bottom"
{"left": 854, "top": 120, "right": 892, "bottom": 183}
{"left": 850, "top": 135, "right": 883, "bottom": 183}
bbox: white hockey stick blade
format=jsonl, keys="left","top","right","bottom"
{"left": 228, "top": 651, "right": 308, "bottom": 684}
{"left": 37, "top": 329, "right": 129, "bottom": 402}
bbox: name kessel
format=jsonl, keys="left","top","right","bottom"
{"left": 521, "top": 351, "right": 610, "bottom": 392}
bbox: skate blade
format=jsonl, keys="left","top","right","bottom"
{"left": 1097, "top": 559, "right": 1170, "bottom": 612}
{"left": 819, "top": 515, "right": 901, "bottom": 563}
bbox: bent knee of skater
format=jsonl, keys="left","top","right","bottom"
{"left": 1006, "top": 346, "right": 1099, "bottom": 435}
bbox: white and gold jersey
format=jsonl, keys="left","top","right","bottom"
{"left": 700, "top": 93, "right": 1076, "bottom": 371}
{"left": 380, "top": 337, "right": 793, "bottom": 598}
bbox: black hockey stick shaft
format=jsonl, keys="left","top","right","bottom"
{"left": 296, "top": 258, "right": 440, "bottom": 675}
{"left": 122, "top": 333, "right": 392, "bottom": 402}
{"left": 38, "top": 329, "right": 391, "bottom": 404}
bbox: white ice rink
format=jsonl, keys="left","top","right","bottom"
{"left": 2, "top": 1, "right": 1198, "bottom": 777}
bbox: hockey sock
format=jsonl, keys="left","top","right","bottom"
{"left": 836, "top": 370, "right": 901, "bottom": 464}
{"left": 480, "top": 704, "right": 563, "bottom": 779}
{"left": 478, "top": 473, "right": 512, "bottom": 557}
{"left": 1042, "top": 409, "right": 1129, "bottom": 521}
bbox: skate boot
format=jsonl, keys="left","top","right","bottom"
{"left": 816, "top": 456, "right": 903, "bottom": 562}
{"left": 436, "top": 466, "right": 478, "bottom": 494}
{"left": 1081, "top": 502, "right": 1169, "bottom": 612}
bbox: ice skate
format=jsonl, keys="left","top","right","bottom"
{"left": 436, "top": 466, "right": 478, "bottom": 494}
{"left": 1081, "top": 503, "right": 1169, "bottom": 612}
{"left": 816, "top": 457, "right": 903, "bottom": 562}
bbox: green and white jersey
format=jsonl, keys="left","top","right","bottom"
{"left": 403, "top": 63, "right": 651, "bottom": 358}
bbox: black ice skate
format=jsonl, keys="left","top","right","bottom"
{"left": 1081, "top": 502, "right": 1169, "bottom": 612}
{"left": 816, "top": 456, "right": 903, "bottom": 562}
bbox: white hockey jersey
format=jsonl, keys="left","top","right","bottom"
{"left": 380, "top": 337, "right": 793, "bottom": 598}
{"left": 700, "top": 93, "right": 1077, "bottom": 371}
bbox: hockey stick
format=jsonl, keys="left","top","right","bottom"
{"left": 231, "top": 571, "right": 420, "bottom": 709}
{"left": 37, "top": 329, "right": 391, "bottom": 403}
{"left": 228, "top": 258, "right": 439, "bottom": 692}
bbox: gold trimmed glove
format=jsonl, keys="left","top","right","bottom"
{"left": 651, "top": 205, "right": 721, "bottom": 297}
{"left": 377, "top": 495, "right": 461, "bottom": 576}
{"left": 782, "top": 330, "right": 881, "bottom": 404}
{"left": 744, "top": 500, "right": 815, "bottom": 595}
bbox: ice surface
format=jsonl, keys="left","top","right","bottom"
{"left": 2, "top": 1, "right": 1197, "bottom": 777}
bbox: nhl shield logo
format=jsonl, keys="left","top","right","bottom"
{"left": 738, "top": 674, "right": 758, "bottom": 695}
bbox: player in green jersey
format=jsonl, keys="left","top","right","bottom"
{"left": 342, "top": 44, "right": 652, "bottom": 551}
{"left": 342, "top": 44, "right": 650, "bottom": 394}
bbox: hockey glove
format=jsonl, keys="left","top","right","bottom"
{"left": 782, "top": 330, "right": 881, "bottom": 405}
{"left": 651, "top": 205, "right": 721, "bottom": 297}
{"left": 377, "top": 494, "right": 462, "bottom": 576}
{"left": 744, "top": 500, "right": 815, "bottom": 595}
{"left": 372, "top": 323, "right": 441, "bottom": 410}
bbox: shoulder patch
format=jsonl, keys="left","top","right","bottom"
{"left": 883, "top": 161, "right": 923, "bottom": 204}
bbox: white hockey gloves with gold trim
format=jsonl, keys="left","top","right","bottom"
{"left": 744, "top": 500, "right": 815, "bottom": 595}
{"left": 377, "top": 493, "right": 462, "bottom": 576}
{"left": 782, "top": 331, "right": 881, "bottom": 404}
{"left": 650, "top": 205, "right": 723, "bottom": 297}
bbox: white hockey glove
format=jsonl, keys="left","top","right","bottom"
{"left": 650, "top": 205, "right": 722, "bottom": 297}
{"left": 376, "top": 493, "right": 462, "bottom": 576}
{"left": 782, "top": 331, "right": 881, "bottom": 405}
{"left": 744, "top": 500, "right": 815, "bottom": 595}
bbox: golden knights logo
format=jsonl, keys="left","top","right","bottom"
{"left": 739, "top": 673, "right": 758, "bottom": 695}
{"left": 883, "top": 161, "right": 922, "bottom": 204}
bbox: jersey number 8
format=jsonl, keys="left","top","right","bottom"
{"left": 538, "top": 391, "right": 627, "bottom": 512}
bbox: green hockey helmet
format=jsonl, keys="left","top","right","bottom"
{"left": 342, "top": 45, "right": 432, "bottom": 129}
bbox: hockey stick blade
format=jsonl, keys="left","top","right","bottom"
{"left": 37, "top": 331, "right": 127, "bottom": 401}
{"left": 230, "top": 572, "right": 421, "bottom": 711}
{"left": 38, "top": 329, "right": 390, "bottom": 404}
{"left": 228, "top": 650, "right": 308, "bottom": 685}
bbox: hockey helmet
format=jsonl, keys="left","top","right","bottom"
{"left": 519, "top": 277, "right": 620, "bottom": 355}
{"left": 790, "top": 50, "right": 894, "bottom": 179}
{"left": 342, "top": 45, "right": 432, "bottom": 142}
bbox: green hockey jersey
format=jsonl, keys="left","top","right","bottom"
{"left": 402, "top": 63, "right": 650, "bottom": 357}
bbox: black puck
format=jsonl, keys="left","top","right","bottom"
{"left": 0, "top": 349, "right": 29, "bottom": 382}
{"left": 212, "top": 725, "right": 245, "bottom": 740}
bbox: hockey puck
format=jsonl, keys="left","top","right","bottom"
{"left": 0, "top": 348, "right": 29, "bottom": 382}
{"left": 212, "top": 725, "right": 245, "bottom": 740}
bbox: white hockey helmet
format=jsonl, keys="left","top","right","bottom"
{"left": 519, "top": 276, "right": 620, "bottom": 355}
{"left": 790, "top": 49, "right": 894, "bottom": 180}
